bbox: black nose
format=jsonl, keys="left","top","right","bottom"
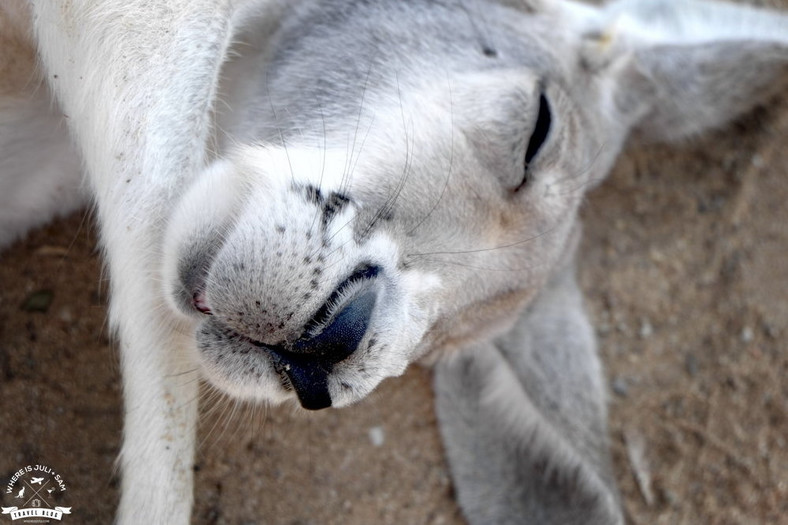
{"left": 264, "top": 283, "right": 378, "bottom": 410}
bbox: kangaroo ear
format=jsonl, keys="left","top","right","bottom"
{"left": 579, "top": 0, "right": 788, "bottom": 142}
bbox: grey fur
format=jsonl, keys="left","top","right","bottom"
{"left": 209, "top": 1, "right": 788, "bottom": 522}
{"left": 435, "top": 246, "right": 622, "bottom": 524}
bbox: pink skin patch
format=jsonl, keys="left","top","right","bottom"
{"left": 193, "top": 291, "right": 212, "bottom": 315}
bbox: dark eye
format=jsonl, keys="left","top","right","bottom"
{"left": 521, "top": 93, "right": 552, "bottom": 185}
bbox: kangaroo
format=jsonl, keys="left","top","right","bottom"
{"left": 2, "top": 0, "right": 786, "bottom": 523}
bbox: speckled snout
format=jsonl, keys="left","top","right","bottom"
{"left": 162, "top": 146, "right": 430, "bottom": 409}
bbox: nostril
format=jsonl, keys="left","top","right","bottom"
{"left": 193, "top": 291, "right": 212, "bottom": 315}
{"left": 176, "top": 253, "right": 216, "bottom": 316}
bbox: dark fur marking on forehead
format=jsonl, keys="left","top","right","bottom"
{"left": 304, "top": 184, "right": 324, "bottom": 205}
{"left": 293, "top": 183, "right": 351, "bottom": 229}
{"left": 322, "top": 192, "right": 351, "bottom": 227}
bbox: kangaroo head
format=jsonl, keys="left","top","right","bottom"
{"left": 162, "top": 0, "right": 788, "bottom": 409}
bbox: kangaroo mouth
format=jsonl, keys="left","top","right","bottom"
{"left": 255, "top": 287, "right": 378, "bottom": 410}
{"left": 197, "top": 263, "right": 381, "bottom": 410}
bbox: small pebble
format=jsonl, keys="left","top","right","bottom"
{"left": 21, "top": 290, "right": 54, "bottom": 313}
{"left": 740, "top": 326, "right": 754, "bottom": 343}
{"left": 685, "top": 354, "right": 699, "bottom": 378}
{"left": 662, "top": 488, "right": 679, "bottom": 508}
{"left": 612, "top": 377, "right": 629, "bottom": 397}
{"left": 368, "top": 426, "right": 385, "bottom": 447}
{"left": 59, "top": 307, "right": 73, "bottom": 323}
{"left": 639, "top": 319, "right": 653, "bottom": 339}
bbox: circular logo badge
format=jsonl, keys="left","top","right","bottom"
{"left": 2, "top": 464, "right": 71, "bottom": 523}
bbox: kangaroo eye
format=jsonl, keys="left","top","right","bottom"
{"left": 522, "top": 93, "right": 552, "bottom": 184}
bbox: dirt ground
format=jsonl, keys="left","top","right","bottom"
{"left": 2, "top": 7, "right": 787, "bottom": 525}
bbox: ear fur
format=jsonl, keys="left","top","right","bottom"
{"left": 579, "top": 0, "right": 788, "bottom": 141}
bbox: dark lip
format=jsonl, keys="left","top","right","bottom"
{"left": 260, "top": 287, "right": 378, "bottom": 410}
{"left": 198, "top": 263, "right": 381, "bottom": 409}
{"left": 301, "top": 262, "right": 380, "bottom": 340}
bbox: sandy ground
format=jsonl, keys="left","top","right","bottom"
{"left": 2, "top": 5, "right": 787, "bottom": 525}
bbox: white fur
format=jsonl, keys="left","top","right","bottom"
{"left": 27, "top": 1, "right": 242, "bottom": 522}
{"left": 0, "top": 90, "right": 86, "bottom": 248}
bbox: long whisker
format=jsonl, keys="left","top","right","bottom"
{"left": 409, "top": 255, "right": 552, "bottom": 274}
{"left": 407, "top": 77, "right": 455, "bottom": 236}
{"left": 553, "top": 141, "right": 607, "bottom": 194}
{"left": 358, "top": 74, "right": 413, "bottom": 240}
{"left": 264, "top": 74, "right": 296, "bottom": 185}
{"left": 342, "top": 63, "right": 375, "bottom": 197}
{"left": 308, "top": 106, "right": 329, "bottom": 235}
{"left": 408, "top": 223, "right": 560, "bottom": 257}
